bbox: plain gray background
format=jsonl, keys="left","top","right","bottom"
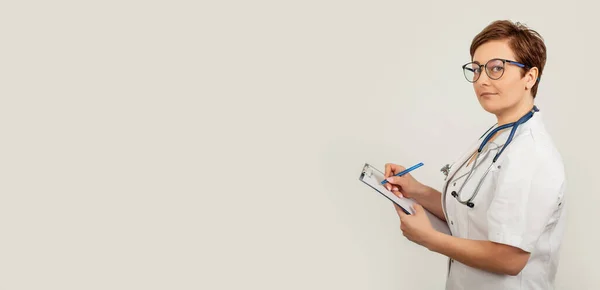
{"left": 1, "top": 1, "right": 597, "bottom": 289}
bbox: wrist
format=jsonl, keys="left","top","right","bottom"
{"left": 415, "top": 184, "right": 433, "bottom": 198}
{"left": 424, "top": 230, "right": 446, "bottom": 252}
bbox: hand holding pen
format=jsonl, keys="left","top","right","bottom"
{"left": 382, "top": 162, "right": 425, "bottom": 199}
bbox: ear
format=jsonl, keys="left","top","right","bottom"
{"left": 525, "top": 67, "right": 539, "bottom": 90}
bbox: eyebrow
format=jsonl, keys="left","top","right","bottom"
{"left": 473, "top": 58, "right": 506, "bottom": 64}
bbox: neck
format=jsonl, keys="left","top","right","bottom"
{"left": 496, "top": 98, "right": 534, "bottom": 126}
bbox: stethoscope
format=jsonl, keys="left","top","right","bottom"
{"left": 441, "top": 105, "right": 539, "bottom": 208}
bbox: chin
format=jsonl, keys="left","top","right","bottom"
{"left": 478, "top": 98, "right": 504, "bottom": 115}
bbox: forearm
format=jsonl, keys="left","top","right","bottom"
{"left": 413, "top": 185, "right": 446, "bottom": 221}
{"left": 426, "top": 232, "right": 526, "bottom": 276}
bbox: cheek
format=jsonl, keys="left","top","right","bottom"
{"left": 500, "top": 81, "right": 521, "bottom": 96}
{"left": 494, "top": 83, "right": 505, "bottom": 95}
{"left": 492, "top": 79, "right": 514, "bottom": 95}
{"left": 499, "top": 72, "right": 524, "bottom": 94}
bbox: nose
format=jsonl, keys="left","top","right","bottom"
{"left": 476, "top": 68, "right": 492, "bottom": 86}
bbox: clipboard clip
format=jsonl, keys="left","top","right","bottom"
{"left": 361, "top": 163, "right": 374, "bottom": 178}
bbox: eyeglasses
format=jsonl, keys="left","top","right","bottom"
{"left": 462, "top": 58, "right": 531, "bottom": 83}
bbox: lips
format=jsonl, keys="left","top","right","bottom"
{"left": 480, "top": 92, "right": 497, "bottom": 97}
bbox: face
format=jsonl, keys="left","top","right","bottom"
{"left": 469, "top": 39, "right": 537, "bottom": 115}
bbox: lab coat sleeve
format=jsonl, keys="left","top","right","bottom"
{"left": 486, "top": 135, "right": 564, "bottom": 253}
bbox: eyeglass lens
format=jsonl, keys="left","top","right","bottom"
{"left": 463, "top": 59, "right": 505, "bottom": 82}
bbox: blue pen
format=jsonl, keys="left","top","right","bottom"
{"left": 380, "top": 162, "right": 424, "bottom": 185}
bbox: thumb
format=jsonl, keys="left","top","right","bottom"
{"left": 412, "top": 203, "right": 425, "bottom": 214}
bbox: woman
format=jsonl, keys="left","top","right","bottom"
{"left": 384, "top": 20, "right": 566, "bottom": 290}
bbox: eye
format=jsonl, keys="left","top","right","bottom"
{"left": 491, "top": 65, "right": 504, "bottom": 73}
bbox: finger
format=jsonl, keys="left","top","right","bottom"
{"left": 391, "top": 188, "right": 404, "bottom": 199}
{"left": 392, "top": 187, "right": 405, "bottom": 197}
{"left": 386, "top": 163, "right": 406, "bottom": 177}
{"left": 393, "top": 164, "right": 406, "bottom": 175}
{"left": 384, "top": 164, "right": 392, "bottom": 191}
{"left": 384, "top": 163, "right": 392, "bottom": 178}
{"left": 385, "top": 176, "right": 404, "bottom": 186}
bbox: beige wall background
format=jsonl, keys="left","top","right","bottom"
{"left": 1, "top": 1, "right": 596, "bottom": 289}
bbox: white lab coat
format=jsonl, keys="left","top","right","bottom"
{"left": 441, "top": 111, "right": 567, "bottom": 290}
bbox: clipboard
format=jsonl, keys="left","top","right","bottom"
{"left": 358, "top": 163, "right": 451, "bottom": 235}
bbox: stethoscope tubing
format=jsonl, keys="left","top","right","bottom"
{"left": 445, "top": 106, "right": 539, "bottom": 208}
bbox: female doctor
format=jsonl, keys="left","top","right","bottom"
{"left": 383, "top": 20, "right": 566, "bottom": 290}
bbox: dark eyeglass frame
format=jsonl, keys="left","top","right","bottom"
{"left": 462, "top": 58, "right": 531, "bottom": 83}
